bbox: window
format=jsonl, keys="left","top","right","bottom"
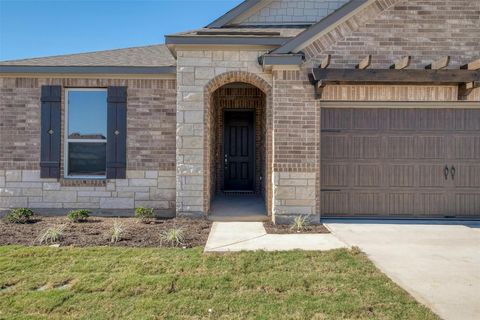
{"left": 65, "top": 89, "right": 107, "bottom": 178}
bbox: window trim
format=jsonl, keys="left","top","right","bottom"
{"left": 64, "top": 88, "right": 108, "bottom": 179}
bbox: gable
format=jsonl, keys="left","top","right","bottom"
{"left": 302, "top": 0, "right": 480, "bottom": 68}
{"left": 233, "top": 0, "right": 350, "bottom": 26}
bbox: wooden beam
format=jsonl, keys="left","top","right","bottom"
{"left": 355, "top": 55, "right": 371, "bottom": 69}
{"left": 425, "top": 56, "right": 450, "bottom": 70}
{"left": 310, "top": 68, "right": 480, "bottom": 84}
{"left": 461, "top": 58, "right": 480, "bottom": 70}
{"left": 458, "top": 81, "right": 480, "bottom": 100}
{"left": 320, "top": 55, "right": 331, "bottom": 69}
{"left": 390, "top": 56, "right": 411, "bottom": 70}
{"left": 315, "top": 80, "right": 326, "bottom": 98}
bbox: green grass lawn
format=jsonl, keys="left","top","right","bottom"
{"left": 0, "top": 246, "right": 438, "bottom": 320}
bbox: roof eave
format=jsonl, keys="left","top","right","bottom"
{"left": 0, "top": 65, "right": 177, "bottom": 75}
{"left": 165, "top": 35, "right": 291, "bottom": 46}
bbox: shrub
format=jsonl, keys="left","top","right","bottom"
{"left": 38, "top": 225, "right": 65, "bottom": 244}
{"left": 160, "top": 227, "right": 185, "bottom": 247}
{"left": 5, "top": 208, "right": 34, "bottom": 224}
{"left": 110, "top": 220, "right": 124, "bottom": 244}
{"left": 135, "top": 207, "right": 156, "bottom": 223}
{"left": 290, "top": 215, "right": 308, "bottom": 232}
{"left": 67, "top": 209, "right": 90, "bottom": 223}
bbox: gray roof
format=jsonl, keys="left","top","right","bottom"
{"left": 0, "top": 44, "right": 175, "bottom": 67}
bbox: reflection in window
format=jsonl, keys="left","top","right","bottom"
{"left": 66, "top": 89, "right": 107, "bottom": 178}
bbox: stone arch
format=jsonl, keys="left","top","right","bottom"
{"left": 203, "top": 71, "right": 273, "bottom": 215}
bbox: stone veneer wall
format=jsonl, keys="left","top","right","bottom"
{"left": 175, "top": 49, "right": 273, "bottom": 217}
{"left": 0, "top": 77, "right": 176, "bottom": 213}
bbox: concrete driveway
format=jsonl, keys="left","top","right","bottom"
{"left": 325, "top": 220, "right": 480, "bottom": 320}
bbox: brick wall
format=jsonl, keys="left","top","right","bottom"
{"left": 304, "top": 0, "right": 480, "bottom": 69}
{"left": 0, "top": 76, "right": 176, "bottom": 212}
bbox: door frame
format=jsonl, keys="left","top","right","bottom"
{"left": 222, "top": 109, "right": 256, "bottom": 192}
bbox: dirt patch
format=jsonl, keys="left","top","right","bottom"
{"left": 0, "top": 216, "right": 211, "bottom": 248}
{"left": 263, "top": 221, "right": 330, "bottom": 234}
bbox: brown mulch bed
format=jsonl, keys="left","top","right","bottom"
{"left": 0, "top": 216, "right": 211, "bottom": 248}
{"left": 263, "top": 221, "right": 330, "bottom": 234}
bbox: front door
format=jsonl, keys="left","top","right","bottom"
{"left": 224, "top": 111, "right": 255, "bottom": 191}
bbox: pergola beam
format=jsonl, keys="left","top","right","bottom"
{"left": 461, "top": 58, "right": 480, "bottom": 70}
{"left": 320, "top": 55, "right": 331, "bottom": 69}
{"left": 425, "top": 56, "right": 450, "bottom": 70}
{"left": 310, "top": 68, "right": 480, "bottom": 84}
{"left": 390, "top": 56, "right": 411, "bottom": 70}
{"left": 355, "top": 55, "right": 371, "bottom": 69}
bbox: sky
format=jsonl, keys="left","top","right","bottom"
{"left": 0, "top": 0, "right": 243, "bottom": 61}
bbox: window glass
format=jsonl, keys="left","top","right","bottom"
{"left": 68, "top": 90, "right": 107, "bottom": 139}
{"left": 66, "top": 89, "right": 107, "bottom": 178}
{"left": 68, "top": 143, "right": 106, "bottom": 176}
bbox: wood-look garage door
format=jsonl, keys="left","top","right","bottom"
{"left": 321, "top": 108, "right": 480, "bottom": 218}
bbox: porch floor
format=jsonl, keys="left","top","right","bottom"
{"left": 209, "top": 195, "right": 268, "bottom": 222}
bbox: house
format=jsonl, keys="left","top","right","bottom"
{"left": 1, "top": 0, "right": 479, "bottom": 223}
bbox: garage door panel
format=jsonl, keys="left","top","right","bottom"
{"left": 417, "top": 193, "right": 448, "bottom": 216}
{"left": 352, "top": 136, "right": 382, "bottom": 159}
{"left": 416, "top": 136, "right": 446, "bottom": 159}
{"left": 321, "top": 135, "right": 349, "bottom": 159}
{"left": 388, "top": 165, "right": 415, "bottom": 187}
{"left": 321, "top": 108, "right": 351, "bottom": 130}
{"left": 351, "top": 192, "right": 385, "bottom": 215}
{"left": 354, "top": 164, "right": 382, "bottom": 187}
{"left": 387, "top": 136, "right": 416, "bottom": 158}
{"left": 419, "top": 165, "right": 446, "bottom": 187}
{"left": 322, "top": 164, "right": 348, "bottom": 187}
{"left": 453, "top": 194, "right": 480, "bottom": 216}
{"left": 387, "top": 193, "right": 417, "bottom": 215}
{"left": 321, "top": 192, "right": 350, "bottom": 215}
{"left": 455, "top": 109, "right": 480, "bottom": 131}
{"left": 453, "top": 136, "right": 480, "bottom": 159}
{"left": 352, "top": 108, "right": 381, "bottom": 129}
{"left": 454, "top": 165, "right": 480, "bottom": 187}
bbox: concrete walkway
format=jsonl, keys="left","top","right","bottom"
{"left": 325, "top": 220, "right": 480, "bottom": 320}
{"left": 204, "top": 222, "right": 347, "bottom": 252}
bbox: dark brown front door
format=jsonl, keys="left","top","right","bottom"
{"left": 321, "top": 108, "right": 480, "bottom": 218}
{"left": 224, "top": 111, "right": 255, "bottom": 191}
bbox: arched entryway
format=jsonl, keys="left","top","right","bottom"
{"left": 204, "top": 72, "right": 272, "bottom": 218}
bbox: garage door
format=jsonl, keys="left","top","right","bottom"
{"left": 321, "top": 108, "right": 480, "bottom": 218}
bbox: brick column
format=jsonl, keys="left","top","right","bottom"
{"left": 272, "top": 68, "right": 320, "bottom": 224}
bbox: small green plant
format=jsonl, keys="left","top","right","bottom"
{"left": 38, "top": 225, "right": 65, "bottom": 244}
{"left": 135, "top": 207, "right": 156, "bottom": 223}
{"left": 67, "top": 209, "right": 91, "bottom": 223}
{"left": 290, "top": 215, "right": 308, "bottom": 232}
{"left": 160, "top": 227, "right": 185, "bottom": 247}
{"left": 110, "top": 220, "right": 124, "bottom": 244}
{"left": 5, "top": 208, "right": 34, "bottom": 224}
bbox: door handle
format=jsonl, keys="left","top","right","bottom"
{"left": 444, "top": 165, "right": 449, "bottom": 180}
{"left": 450, "top": 165, "right": 456, "bottom": 180}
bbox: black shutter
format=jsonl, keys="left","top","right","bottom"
{"left": 40, "top": 85, "right": 62, "bottom": 178}
{"left": 106, "top": 86, "right": 127, "bottom": 179}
